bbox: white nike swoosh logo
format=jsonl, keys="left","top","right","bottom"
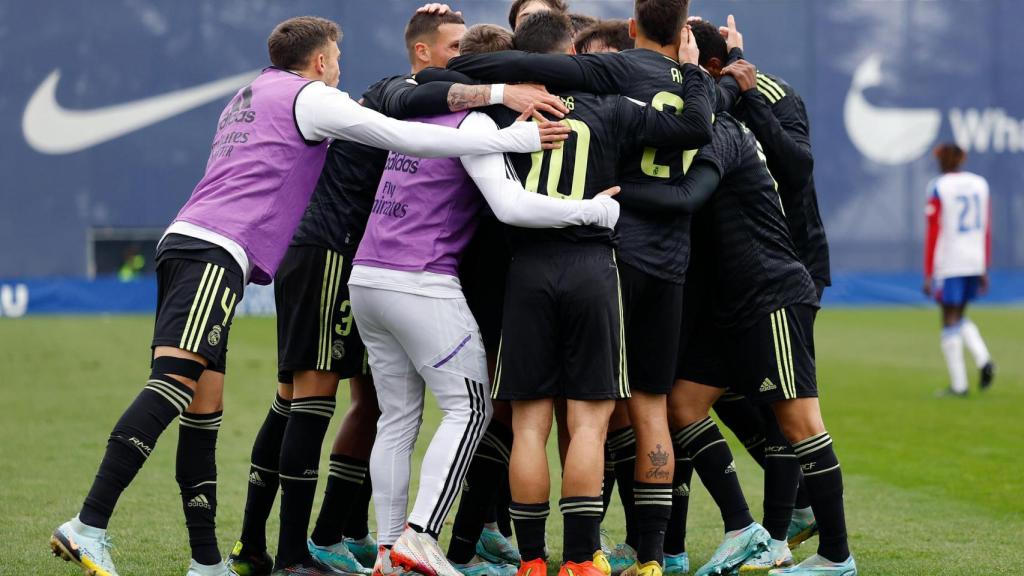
{"left": 843, "top": 54, "right": 942, "bottom": 166}
{"left": 22, "top": 68, "right": 260, "bottom": 155}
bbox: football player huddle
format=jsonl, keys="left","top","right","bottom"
{"left": 49, "top": 2, "right": 855, "bottom": 576}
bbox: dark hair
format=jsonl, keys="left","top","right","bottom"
{"left": 404, "top": 11, "right": 466, "bottom": 60}
{"left": 688, "top": 19, "right": 726, "bottom": 67}
{"left": 574, "top": 19, "right": 634, "bottom": 53}
{"left": 268, "top": 16, "right": 341, "bottom": 70}
{"left": 934, "top": 143, "right": 967, "bottom": 173}
{"left": 569, "top": 13, "right": 599, "bottom": 35}
{"left": 508, "top": 0, "right": 568, "bottom": 29}
{"left": 460, "top": 24, "right": 514, "bottom": 55}
{"left": 634, "top": 0, "right": 689, "bottom": 46}
{"left": 514, "top": 11, "right": 574, "bottom": 54}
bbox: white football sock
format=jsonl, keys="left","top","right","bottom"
{"left": 940, "top": 326, "right": 968, "bottom": 394}
{"left": 960, "top": 318, "right": 991, "bottom": 367}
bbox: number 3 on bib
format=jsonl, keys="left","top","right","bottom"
{"left": 525, "top": 118, "right": 591, "bottom": 200}
{"left": 640, "top": 91, "right": 698, "bottom": 178}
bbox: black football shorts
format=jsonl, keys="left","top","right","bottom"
{"left": 728, "top": 305, "right": 818, "bottom": 404}
{"left": 152, "top": 247, "right": 244, "bottom": 374}
{"left": 620, "top": 260, "right": 683, "bottom": 394}
{"left": 275, "top": 245, "right": 368, "bottom": 383}
{"left": 493, "top": 243, "right": 628, "bottom": 401}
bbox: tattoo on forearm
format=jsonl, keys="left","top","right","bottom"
{"left": 646, "top": 443, "right": 671, "bottom": 481}
{"left": 447, "top": 84, "right": 491, "bottom": 111}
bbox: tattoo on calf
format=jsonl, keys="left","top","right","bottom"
{"left": 646, "top": 444, "right": 671, "bottom": 481}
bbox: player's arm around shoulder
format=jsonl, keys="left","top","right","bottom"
{"left": 294, "top": 81, "right": 568, "bottom": 157}
{"left": 459, "top": 112, "right": 619, "bottom": 230}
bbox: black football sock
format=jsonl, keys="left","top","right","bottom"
{"left": 633, "top": 482, "right": 673, "bottom": 565}
{"left": 311, "top": 454, "right": 369, "bottom": 547}
{"left": 484, "top": 502, "right": 498, "bottom": 525}
{"left": 761, "top": 415, "right": 800, "bottom": 542}
{"left": 239, "top": 394, "right": 290, "bottom": 552}
{"left": 448, "top": 421, "right": 512, "bottom": 564}
{"left": 495, "top": 474, "right": 513, "bottom": 537}
{"left": 560, "top": 496, "right": 603, "bottom": 564}
{"left": 663, "top": 436, "right": 692, "bottom": 556}
{"left": 510, "top": 501, "right": 549, "bottom": 562}
{"left": 793, "top": 432, "right": 849, "bottom": 562}
{"left": 176, "top": 411, "right": 222, "bottom": 566}
{"left": 713, "top": 395, "right": 767, "bottom": 469}
{"left": 675, "top": 417, "right": 753, "bottom": 532}
{"left": 344, "top": 474, "right": 373, "bottom": 540}
{"left": 600, "top": 455, "right": 617, "bottom": 521}
{"left": 275, "top": 396, "right": 335, "bottom": 569}
{"left": 81, "top": 376, "right": 195, "bottom": 528}
{"left": 793, "top": 476, "right": 812, "bottom": 510}
{"left": 607, "top": 427, "right": 638, "bottom": 548}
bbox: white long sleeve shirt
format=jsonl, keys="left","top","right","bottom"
{"left": 294, "top": 81, "right": 541, "bottom": 157}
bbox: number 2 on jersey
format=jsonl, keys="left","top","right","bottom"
{"left": 525, "top": 119, "right": 591, "bottom": 200}
{"left": 640, "top": 91, "right": 698, "bottom": 178}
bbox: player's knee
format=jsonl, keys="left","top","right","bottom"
{"left": 293, "top": 370, "right": 340, "bottom": 398}
{"left": 773, "top": 401, "right": 825, "bottom": 445}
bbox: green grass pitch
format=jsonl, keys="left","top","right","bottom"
{"left": 0, "top": 308, "right": 1021, "bottom": 575}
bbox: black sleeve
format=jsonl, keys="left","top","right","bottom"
{"left": 415, "top": 66, "right": 478, "bottom": 85}
{"left": 713, "top": 49, "right": 745, "bottom": 113}
{"left": 447, "top": 51, "right": 625, "bottom": 93}
{"left": 616, "top": 161, "right": 721, "bottom": 214}
{"left": 739, "top": 87, "right": 814, "bottom": 192}
{"left": 715, "top": 76, "right": 740, "bottom": 113}
{"left": 619, "top": 63, "right": 714, "bottom": 149}
{"left": 375, "top": 77, "right": 456, "bottom": 120}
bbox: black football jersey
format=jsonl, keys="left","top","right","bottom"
{"left": 693, "top": 113, "right": 817, "bottom": 331}
{"left": 488, "top": 88, "right": 710, "bottom": 249}
{"left": 449, "top": 49, "right": 715, "bottom": 282}
{"left": 733, "top": 72, "right": 830, "bottom": 287}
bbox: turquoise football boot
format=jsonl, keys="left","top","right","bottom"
{"left": 694, "top": 523, "right": 770, "bottom": 576}
{"left": 308, "top": 538, "right": 372, "bottom": 574}
{"left": 663, "top": 552, "right": 689, "bottom": 575}
{"left": 475, "top": 526, "right": 521, "bottom": 566}
{"left": 768, "top": 554, "right": 856, "bottom": 576}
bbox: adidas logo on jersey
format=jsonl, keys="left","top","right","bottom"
{"left": 249, "top": 471, "right": 266, "bottom": 487}
{"left": 674, "top": 483, "right": 690, "bottom": 497}
{"left": 760, "top": 378, "right": 777, "bottom": 392}
{"left": 724, "top": 461, "right": 736, "bottom": 475}
{"left": 188, "top": 494, "right": 212, "bottom": 509}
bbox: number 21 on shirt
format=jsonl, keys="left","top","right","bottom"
{"left": 641, "top": 91, "right": 698, "bottom": 178}
{"left": 956, "top": 193, "right": 983, "bottom": 232}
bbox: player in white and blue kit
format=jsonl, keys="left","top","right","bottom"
{"left": 923, "top": 143, "right": 995, "bottom": 396}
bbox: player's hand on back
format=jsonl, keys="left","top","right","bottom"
{"left": 503, "top": 84, "right": 569, "bottom": 118}
{"left": 416, "top": 3, "right": 461, "bottom": 17}
{"left": 516, "top": 105, "right": 571, "bottom": 150}
{"left": 719, "top": 14, "right": 743, "bottom": 52}
{"left": 678, "top": 25, "right": 700, "bottom": 66}
{"left": 722, "top": 60, "right": 758, "bottom": 92}
{"left": 591, "top": 186, "right": 621, "bottom": 229}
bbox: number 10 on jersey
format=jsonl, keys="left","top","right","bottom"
{"left": 524, "top": 118, "right": 591, "bottom": 200}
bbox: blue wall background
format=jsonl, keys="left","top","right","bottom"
{"left": 2, "top": 1, "right": 1022, "bottom": 305}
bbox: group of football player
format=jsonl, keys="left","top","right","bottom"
{"left": 49, "top": 1, "right": 857, "bottom": 576}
